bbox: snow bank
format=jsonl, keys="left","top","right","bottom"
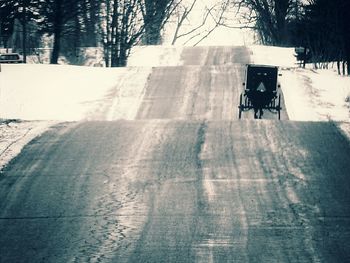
{"left": 0, "top": 63, "right": 151, "bottom": 171}
{"left": 0, "top": 120, "right": 58, "bottom": 170}
{"left": 247, "top": 45, "right": 350, "bottom": 140}
{"left": 248, "top": 45, "right": 349, "bottom": 121}
{"left": 281, "top": 67, "right": 350, "bottom": 122}
{"left": 280, "top": 67, "right": 350, "bottom": 140}
{"left": 248, "top": 45, "right": 296, "bottom": 68}
{"left": 0, "top": 64, "right": 151, "bottom": 121}
{"left": 1, "top": 46, "right": 349, "bottom": 125}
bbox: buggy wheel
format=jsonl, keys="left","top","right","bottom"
{"left": 238, "top": 94, "right": 243, "bottom": 119}
{"left": 277, "top": 95, "right": 281, "bottom": 120}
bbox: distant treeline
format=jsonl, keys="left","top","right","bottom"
{"left": 0, "top": 0, "right": 179, "bottom": 66}
{"left": 296, "top": 0, "right": 350, "bottom": 74}
{"left": 237, "top": 0, "right": 350, "bottom": 74}
{"left": 1, "top": 0, "right": 349, "bottom": 74}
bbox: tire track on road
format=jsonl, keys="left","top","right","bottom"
{"left": 72, "top": 120, "right": 172, "bottom": 263}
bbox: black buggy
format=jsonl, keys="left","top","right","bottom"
{"left": 238, "top": 64, "right": 282, "bottom": 119}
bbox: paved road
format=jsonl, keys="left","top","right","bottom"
{"left": 136, "top": 46, "right": 287, "bottom": 121}
{"left": 1, "top": 47, "right": 350, "bottom": 262}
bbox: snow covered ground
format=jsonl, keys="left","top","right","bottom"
{"left": 249, "top": 45, "right": 350, "bottom": 140}
{"left": 249, "top": 45, "right": 350, "bottom": 122}
{"left": 0, "top": 64, "right": 151, "bottom": 121}
{"left": 0, "top": 45, "right": 349, "bottom": 170}
{"left": 0, "top": 63, "right": 151, "bottom": 169}
{"left": 0, "top": 120, "right": 56, "bottom": 170}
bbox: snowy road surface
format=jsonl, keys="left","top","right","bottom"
{"left": 1, "top": 46, "right": 350, "bottom": 262}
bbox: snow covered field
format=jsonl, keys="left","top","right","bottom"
{"left": 0, "top": 45, "right": 349, "bottom": 170}
{"left": 0, "top": 64, "right": 151, "bottom": 121}
{"left": 0, "top": 63, "right": 151, "bottom": 170}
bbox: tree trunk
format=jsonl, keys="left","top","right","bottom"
{"left": 110, "top": 43, "right": 118, "bottom": 67}
{"left": 50, "top": 0, "right": 63, "bottom": 64}
{"left": 118, "top": 46, "right": 127, "bottom": 66}
{"left": 51, "top": 31, "right": 61, "bottom": 64}
{"left": 22, "top": 21, "right": 27, "bottom": 63}
{"left": 74, "top": 13, "right": 81, "bottom": 61}
{"left": 144, "top": 21, "right": 162, "bottom": 45}
{"left": 274, "top": 0, "right": 289, "bottom": 45}
{"left": 22, "top": 1, "right": 28, "bottom": 63}
{"left": 89, "top": 0, "right": 99, "bottom": 46}
{"left": 104, "top": 43, "right": 110, "bottom": 67}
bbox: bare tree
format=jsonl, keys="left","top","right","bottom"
{"left": 234, "top": 0, "right": 301, "bottom": 46}
{"left": 0, "top": 0, "right": 40, "bottom": 62}
{"left": 100, "top": 0, "right": 145, "bottom": 67}
{"left": 190, "top": 0, "right": 230, "bottom": 46}
{"left": 170, "top": 0, "right": 231, "bottom": 46}
{"left": 141, "top": 0, "right": 180, "bottom": 45}
{"left": 170, "top": 0, "right": 197, "bottom": 45}
{"left": 298, "top": 0, "right": 350, "bottom": 74}
{"left": 37, "top": 0, "right": 83, "bottom": 64}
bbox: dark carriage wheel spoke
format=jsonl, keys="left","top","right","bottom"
{"left": 238, "top": 94, "right": 243, "bottom": 119}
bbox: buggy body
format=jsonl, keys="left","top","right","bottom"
{"left": 238, "top": 64, "right": 282, "bottom": 119}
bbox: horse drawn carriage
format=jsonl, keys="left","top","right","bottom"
{"left": 238, "top": 64, "right": 282, "bottom": 119}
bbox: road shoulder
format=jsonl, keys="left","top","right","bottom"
{"left": 0, "top": 119, "right": 58, "bottom": 171}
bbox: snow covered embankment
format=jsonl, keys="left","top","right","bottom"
{"left": 249, "top": 45, "right": 350, "bottom": 139}
{"left": 0, "top": 64, "right": 152, "bottom": 170}
{"left": 0, "top": 64, "right": 151, "bottom": 121}
{"left": 0, "top": 120, "right": 57, "bottom": 170}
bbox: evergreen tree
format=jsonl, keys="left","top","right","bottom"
{"left": 237, "top": 0, "right": 301, "bottom": 46}
{"left": 37, "top": 0, "right": 76, "bottom": 63}
{"left": 0, "top": 2, "right": 15, "bottom": 48}
{"left": 0, "top": 0, "right": 39, "bottom": 61}
{"left": 296, "top": 0, "right": 350, "bottom": 74}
